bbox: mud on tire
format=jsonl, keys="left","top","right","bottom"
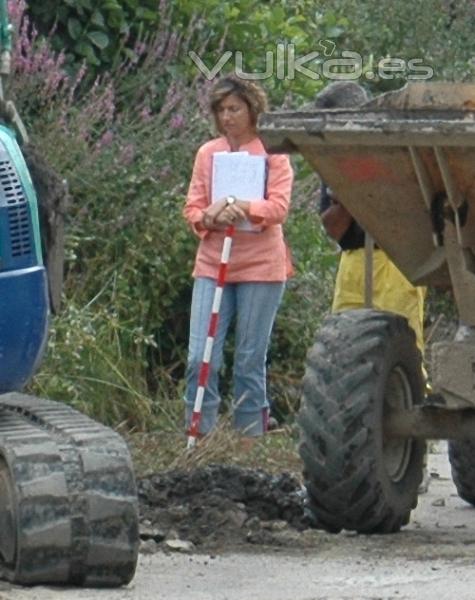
{"left": 298, "top": 309, "right": 425, "bottom": 534}
{"left": 448, "top": 439, "right": 475, "bottom": 506}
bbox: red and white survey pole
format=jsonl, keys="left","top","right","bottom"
{"left": 187, "top": 224, "right": 235, "bottom": 449}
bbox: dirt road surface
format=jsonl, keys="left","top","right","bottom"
{"left": 1, "top": 442, "right": 475, "bottom": 600}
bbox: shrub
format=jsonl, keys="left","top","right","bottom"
{"left": 27, "top": 0, "right": 162, "bottom": 70}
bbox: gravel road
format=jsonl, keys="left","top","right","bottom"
{"left": 1, "top": 442, "right": 475, "bottom": 600}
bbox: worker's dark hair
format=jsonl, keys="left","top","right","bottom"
{"left": 314, "top": 81, "right": 370, "bottom": 108}
{"left": 209, "top": 75, "right": 268, "bottom": 133}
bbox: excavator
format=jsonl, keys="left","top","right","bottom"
{"left": 0, "top": 1, "right": 139, "bottom": 586}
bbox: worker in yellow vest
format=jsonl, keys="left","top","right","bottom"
{"left": 319, "top": 182, "right": 426, "bottom": 354}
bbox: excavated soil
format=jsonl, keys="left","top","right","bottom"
{"left": 137, "top": 464, "right": 314, "bottom": 553}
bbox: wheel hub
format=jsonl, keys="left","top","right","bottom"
{"left": 0, "top": 456, "right": 17, "bottom": 565}
{"left": 383, "top": 366, "right": 414, "bottom": 482}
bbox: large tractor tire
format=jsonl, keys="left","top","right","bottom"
{"left": 448, "top": 440, "right": 475, "bottom": 505}
{"left": 298, "top": 309, "right": 425, "bottom": 534}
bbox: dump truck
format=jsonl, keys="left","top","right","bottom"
{"left": 0, "top": 3, "right": 139, "bottom": 586}
{"left": 259, "top": 82, "right": 475, "bottom": 534}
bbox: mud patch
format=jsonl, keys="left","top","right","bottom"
{"left": 137, "top": 464, "right": 315, "bottom": 553}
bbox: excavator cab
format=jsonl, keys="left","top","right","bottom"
{"left": 0, "top": 124, "right": 48, "bottom": 392}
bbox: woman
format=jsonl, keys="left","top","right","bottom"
{"left": 183, "top": 75, "right": 293, "bottom": 439}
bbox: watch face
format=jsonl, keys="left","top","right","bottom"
{"left": 227, "top": 196, "right": 236, "bottom": 205}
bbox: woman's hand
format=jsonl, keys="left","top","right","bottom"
{"left": 200, "top": 199, "right": 225, "bottom": 229}
{"left": 204, "top": 199, "right": 227, "bottom": 224}
{"left": 201, "top": 198, "right": 248, "bottom": 229}
{"left": 214, "top": 203, "right": 247, "bottom": 226}
{"left": 201, "top": 212, "right": 216, "bottom": 229}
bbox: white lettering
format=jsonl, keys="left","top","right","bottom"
{"left": 407, "top": 58, "right": 434, "bottom": 80}
{"left": 235, "top": 50, "right": 273, "bottom": 80}
{"left": 188, "top": 51, "right": 233, "bottom": 80}
{"left": 378, "top": 57, "right": 405, "bottom": 80}
{"left": 322, "top": 51, "right": 362, "bottom": 80}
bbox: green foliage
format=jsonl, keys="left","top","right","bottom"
{"left": 27, "top": 0, "right": 475, "bottom": 87}
{"left": 181, "top": 0, "right": 341, "bottom": 103}
{"left": 27, "top": 0, "right": 162, "bottom": 70}
{"left": 32, "top": 302, "right": 155, "bottom": 429}
{"left": 311, "top": 0, "right": 475, "bottom": 88}
{"left": 26, "top": 74, "right": 207, "bottom": 427}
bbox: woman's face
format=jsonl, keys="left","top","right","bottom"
{"left": 216, "top": 93, "right": 254, "bottom": 139}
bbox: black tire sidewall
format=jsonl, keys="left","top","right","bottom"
{"left": 370, "top": 318, "right": 425, "bottom": 515}
{"left": 449, "top": 439, "right": 475, "bottom": 505}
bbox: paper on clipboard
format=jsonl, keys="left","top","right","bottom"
{"left": 211, "top": 151, "right": 266, "bottom": 231}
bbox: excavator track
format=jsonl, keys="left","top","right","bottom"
{"left": 0, "top": 392, "right": 139, "bottom": 586}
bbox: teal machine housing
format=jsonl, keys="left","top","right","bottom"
{"left": 0, "top": 125, "right": 49, "bottom": 391}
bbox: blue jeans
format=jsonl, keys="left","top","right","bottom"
{"left": 185, "top": 277, "right": 285, "bottom": 436}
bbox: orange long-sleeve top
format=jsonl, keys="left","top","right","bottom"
{"left": 183, "top": 136, "right": 294, "bottom": 282}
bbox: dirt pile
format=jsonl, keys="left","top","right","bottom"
{"left": 137, "top": 464, "right": 316, "bottom": 553}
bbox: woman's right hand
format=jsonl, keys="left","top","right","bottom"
{"left": 201, "top": 213, "right": 216, "bottom": 229}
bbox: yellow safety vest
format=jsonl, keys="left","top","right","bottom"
{"left": 332, "top": 248, "right": 426, "bottom": 353}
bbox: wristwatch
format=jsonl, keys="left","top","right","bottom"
{"left": 225, "top": 195, "right": 237, "bottom": 206}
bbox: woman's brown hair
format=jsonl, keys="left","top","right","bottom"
{"left": 209, "top": 75, "right": 268, "bottom": 133}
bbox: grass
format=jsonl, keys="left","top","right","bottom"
{"left": 127, "top": 416, "right": 303, "bottom": 479}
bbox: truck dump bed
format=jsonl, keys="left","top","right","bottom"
{"left": 259, "top": 83, "right": 475, "bottom": 288}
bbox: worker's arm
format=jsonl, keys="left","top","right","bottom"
{"left": 318, "top": 183, "right": 353, "bottom": 243}
{"left": 320, "top": 199, "right": 353, "bottom": 242}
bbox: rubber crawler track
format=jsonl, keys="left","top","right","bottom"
{"left": 0, "top": 392, "right": 139, "bottom": 586}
